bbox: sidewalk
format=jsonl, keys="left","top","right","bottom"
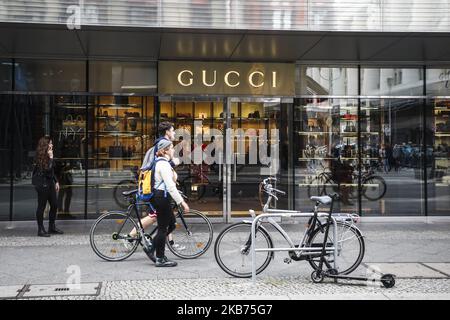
{"left": 1, "top": 219, "right": 450, "bottom": 300}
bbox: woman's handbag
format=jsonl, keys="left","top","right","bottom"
{"left": 32, "top": 165, "right": 47, "bottom": 188}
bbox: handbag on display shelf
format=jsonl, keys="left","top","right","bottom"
{"left": 63, "top": 115, "right": 76, "bottom": 129}
{"left": 75, "top": 115, "right": 86, "bottom": 131}
{"left": 104, "top": 117, "right": 121, "bottom": 132}
{"left": 109, "top": 142, "right": 125, "bottom": 158}
{"left": 114, "top": 96, "right": 129, "bottom": 105}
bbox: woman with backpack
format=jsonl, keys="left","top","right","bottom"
{"left": 148, "top": 138, "right": 189, "bottom": 267}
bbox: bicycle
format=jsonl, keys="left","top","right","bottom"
{"left": 90, "top": 189, "right": 214, "bottom": 261}
{"left": 113, "top": 166, "right": 139, "bottom": 209}
{"left": 214, "top": 177, "right": 365, "bottom": 278}
{"left": 307, "top": 163, "right": 387, "bottom": 202}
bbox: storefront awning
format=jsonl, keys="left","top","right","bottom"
{"left": 1, "top": 23, "right": 450, "bottom": 64}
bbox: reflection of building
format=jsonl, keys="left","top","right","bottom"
{"left": 0, "top": 1, "right": 449, "bottom": 221}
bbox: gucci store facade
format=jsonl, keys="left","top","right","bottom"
{"left": 1, "top": 56, "right": 450, "bottom": 222}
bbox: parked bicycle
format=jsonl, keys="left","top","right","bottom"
{"left": 90, "top": 189, "right": 214, "bottom": 261}
{"left": 214, "top": 177, "right": 365, "bottom": 278}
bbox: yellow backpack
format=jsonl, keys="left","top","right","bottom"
{"left": 138, "top": 158, "right": 167, "bottom": 201}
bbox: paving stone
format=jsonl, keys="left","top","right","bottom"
{"left": 422, "top": 263, "right": 450, "bottom": 277}
{"left": 364, "top": 263, "right": 448, "bottom": 278}
{"left": 0, "top": 285, "right": 24, "bottom": 299}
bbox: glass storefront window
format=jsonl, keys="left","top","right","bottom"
{"left": 14, "top": 59, "right": 86, "bottom": 92}
{"left": 0, "top": 59, "right": 12, "bottom": 91}
{"left": 361, "top": 68, "right": 424, "bottom": 96}
{"left": 87, "top": 95, "right": 155, "bottom": 217}
{"left": 426, "top": 68, "right": 450, "bottom": 96}
{"left": 89, "top": 61, "right": 157, "bottom": 94}
{"left": 296, "top": 66, "right": 358, "bottom": 96}
{"left": 0, "top": 94, "right": 11, "bottom": 220}
{"left": 360, "top": 98, "right": 425, "bottom": 216}
{"left": 294, "top": 98, "right": 359, "bottom": 214}
{"left": 428, "top": 98, "right": 450, "bottom": 216}
{"left": 12, "top": 95, "right": 87, "bottom": 220}
{"left": 294, "top": 97, "right": 426, "bottom": 216}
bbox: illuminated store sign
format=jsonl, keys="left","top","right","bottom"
{"left": 159, "top": 61, "right": 295, "bottom": 95}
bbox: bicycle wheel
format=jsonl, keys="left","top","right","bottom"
{"left": 214, "top": 222, "right": 273, "bottom": 278}
{"left": 181, "top": 175, "right": 207, "bottom": 201}
{"left": 362, "top": 176, "right": 387, "bottom": 201}
{"left": 113, "top": 180, "right": 137, "bottom": 209}
{"left": 166, "top": 209, "right": 214, "bottom": 259}
{"left": 90, "top": 211, "right": 140, "bottom": 261}
{"left": 307, "top": 174, "right": 328, "bottom": 198}
{"left": 306, "top": 221, "right": 365, "bottom": 275}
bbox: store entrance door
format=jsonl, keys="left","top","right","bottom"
{"left": 161, "top": 97, "right": 227, "bottom": 220}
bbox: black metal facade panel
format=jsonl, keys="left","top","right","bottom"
{"left": 0, "top": 1, "right": 449, "bottom": 32}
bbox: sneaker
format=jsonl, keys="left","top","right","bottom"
{"left": 121, "top": 235, "right": 135, "bottom": 251}
{"left": 155, "top": 256, "right": 177, "bottom": 267}
{"left": 171, "top": 243, "right": 186, "bottom": 251}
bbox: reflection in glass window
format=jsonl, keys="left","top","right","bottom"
{"left": 426, "top": 68, "right": 450, "bottom": 96}
{"left": 294, "top": 98, "right": 359, "bottom": 213}
{"left": 89, "top": 61, "right": 157, "bottom": 94}
{"left": 361, "top": 68, "right": 423, "bottom": 96}
{"left": 360, "top": 98, "right": 425, "bottom": 216}
{"left": 14, "top": 60, "right": 86, "bottom": 92}
{"left": 0, "top": 59, "right": 12, "bottom": 91}
{"left": 297, "top": 66, "right": 358, "bottom": 96}
{"left": 428, "top": 99, "right": 450, "bottom": 216}
{"left": 0, "top": 94, "right": 11, "bottom": 220}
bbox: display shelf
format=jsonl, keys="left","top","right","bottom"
{"left": 55, "top": 104, "right": 94, "bottom": 109}
{"left": 97, "top": 103, "right": 141, "bottom": 108}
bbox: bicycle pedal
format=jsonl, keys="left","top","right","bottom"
{"left": 283, "top": 258, "right": 292, "bottom": 264}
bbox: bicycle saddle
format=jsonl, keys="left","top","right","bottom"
{"left": 122, "top": 189, "right": 138, "bottom": 197}
{"left": 310, "top": 196, "right": 332, "bottom": 205}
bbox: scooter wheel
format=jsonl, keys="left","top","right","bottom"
{"left": 311, "top": 270, "right": 324, "bottom": 283}
{"left": 381, "top": 274, "right": 395, "bottom": 288}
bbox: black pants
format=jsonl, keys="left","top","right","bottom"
{"left": 35, "top": 184, "right": 58, "bottom": 228}
{"left": 151, "top": 192, "right": 176, "bottom": 259}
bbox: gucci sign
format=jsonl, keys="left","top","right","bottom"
{"left": 177, "top": 70, "right": 278, "bottom": 88}
{"left": 159, "top": 61, "right": 295, "bottom": 95}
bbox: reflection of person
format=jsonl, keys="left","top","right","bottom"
{"left": 330, "top": 143, "right": 353, "bottom": 205}
{"left": 55, "top": 161, "right": 74, "bottom": 219}
{"left": 379, "top": 144, "right": 391, "bottom": 173}
{"left": 32, "top": 136, "right": 64, "bottom": 237}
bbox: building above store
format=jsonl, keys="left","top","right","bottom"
{"left": 1, "top": 0, "right": 450, "bottom": 33}
{"left": 1, "top": 22, "right": 450, "bottom": 64}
